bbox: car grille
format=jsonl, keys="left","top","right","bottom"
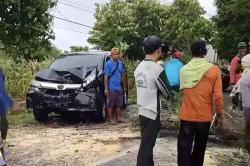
{"left": 41, "top": 89, "right": 78, "bottom": 108}
{"left": 45, "top": 89, "right": 77, "bottom": 96}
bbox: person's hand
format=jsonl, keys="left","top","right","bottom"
{"left": 104, "top": 89, "right": 109, "bottom": 97}
{"left": 215, "top": 113, "right": 223, "bottom": 129}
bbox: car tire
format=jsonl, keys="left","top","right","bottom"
{"left": 97, "top": 102, "right": 106, "bottom": 122}
{"left": 26, "top": 97, "right": 33, "bottom": 112}
{"left": 33, "top": 105, "right": 48, "bottom": 122}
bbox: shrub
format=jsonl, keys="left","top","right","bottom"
{"left": 0, "top": 54, "right": 52, "bottom": 99}
{"left": 123, "top": 58, "right": 140, "bottom": 105}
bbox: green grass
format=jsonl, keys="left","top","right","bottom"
{"left": 8, "top": 111, "right": 36, "bottom": 126}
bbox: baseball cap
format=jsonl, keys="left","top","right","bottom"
{"left": 237, "top": 42, "right": 247, "bottom": 49}
{"left": 143, "top": 35, "right": 162, "bottom": 54}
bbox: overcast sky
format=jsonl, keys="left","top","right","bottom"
{"left": 51, "top": 0, "right": 217, "bottom": 51}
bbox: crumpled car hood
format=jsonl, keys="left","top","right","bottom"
{"left": 35, "top": 66, "right": 97, "bottom": 84}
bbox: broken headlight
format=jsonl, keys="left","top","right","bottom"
{"left": 31, "top": 80, "right": 42, "bottom": 92}
{"left": 82, "top": 74, "right": 96, "bottom": 88}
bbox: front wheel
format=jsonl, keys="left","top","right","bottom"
{"left": 33, "top": 105, "right": 49, "bottom": 122}
{"left": 97, "top": 102, "right": 106, "bottom": 122}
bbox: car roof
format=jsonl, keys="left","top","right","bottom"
{"left": 51, "top": 51, "right": 111, "bottom": 68}
{"left": 62, "top": 51, "right": 111, "bottom": 57}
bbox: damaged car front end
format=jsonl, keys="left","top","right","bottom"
{"left": 26, "top": 53, "right": 110, "bottom": 122}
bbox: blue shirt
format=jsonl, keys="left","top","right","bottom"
{"left": 0, "top": 69, "right": 12, "bottom": 115}
{"left": 164, "top": 58, "right": 184, "bottom": 89}
{"left": 104, "top": 60, "right": 125, "bottom": 91}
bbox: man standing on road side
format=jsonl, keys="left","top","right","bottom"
{"left": 178, "top": 40, "right": 224, "bottom": 166}
{"left": 104, "top": 48, "right": 126, "bottom": 125}
{"left": 134, "top": 36, "right": 172, "bottom": 166}
{"left": 230, "top": 42, "right": 247, "bottom": 86}
{"left": 164, "top": 51, "right": 184, "bottom": 90}
{"left": 230, "top": 42, "right": 247, "bottom": 109}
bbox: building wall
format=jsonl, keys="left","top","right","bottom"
{"left": 205, "top": 44, "right": 217, "bottom": 63}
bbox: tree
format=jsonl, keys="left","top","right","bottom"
{"left": 70, "top": 46, "right": 89, "bottom": 52}
{"left": 0, "top": 0, "right": 56, "bottom": 60}
{"left": 89, "top": 0, "right": 214, "bottom": 59}
{"left": 162, "top": 0, "right": 215, "bottom": 55}
{"left": 214, "top": 0, "right": 250, "bottom": 60}
{"left": 88, "top": 0, "right": 137, "bottom": 57}
{"left": 32, "top": 46, "right": 62, "bottom": 60}
{"left": 88, "top": 0, "right": 167, "bottom": 59}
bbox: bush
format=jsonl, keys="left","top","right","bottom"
{"left": 123, "top": 58, "right": 140, "bottom": 105}
{"left": 0, "top": 54, "right": 52, "bottom": 99}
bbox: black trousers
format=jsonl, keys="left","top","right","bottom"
{"left": 232, "top": 93, "right": 240, "bottom": 109}
{"left": 0, "top": 114, "right": 8, "bottom": 140}
{"left": 177, "top": 120, "right": 211, "bottom": 166}
{"left": 137, "top": 115, "right": 161, "bottom": 166}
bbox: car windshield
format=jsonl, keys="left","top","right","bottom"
{"left": 49, "top": 54, "right": 103, "bottom": 70}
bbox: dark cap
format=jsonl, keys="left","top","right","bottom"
{"left": 143, "top": 35, "right": 162, "bottom": 54}
{"left": 191, "top": 40, "right": 207, "bottom": 57}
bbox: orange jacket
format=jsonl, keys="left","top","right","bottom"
{"left": 180, "top": 65, "right": 224, "bottom": 122}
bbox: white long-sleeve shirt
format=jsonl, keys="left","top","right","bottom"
{"left": 134, "top": 59, "right": 172, "bottom": 120}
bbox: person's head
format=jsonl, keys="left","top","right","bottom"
{"left": 190, "top": 40, "right": 207, "bottom": 58}
{"left": 237, "top": 42, "right": 247, "bottom": 57}
{"left": 172, "top": 51, "right": 183, "bottom": 60}
{"left": 143, "top": 35, "right": 163, "bottom": 60}
{"left": 111, "top": 47, "right": 120, "bottom": 61}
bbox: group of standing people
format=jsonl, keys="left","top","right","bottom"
{"left": 229, "top": 41, "right": 250, "bottom": 154}
{"left": 0, "top": 36, "right": 248, "bottom": 165}
{"left": 134, "top": 36, "right": 224, "bottom": 166}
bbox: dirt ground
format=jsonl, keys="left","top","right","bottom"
{"left": 7, "top": 119, "right": 139, "bottom": 166}
{"left": 5, "top": 93, "right": 249, "bottom": 166}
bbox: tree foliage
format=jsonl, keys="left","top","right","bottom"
{"left": 0, "top": 0, "right": 56, "bottom": 60}
{"left": 88, "top": 0, "right": 214, "bottom": 59}
{"left": 162, "top": 0, "right": 215, "bottom": 54}
{"left": 214, "top": 0, "right": 250, "bottom": 60}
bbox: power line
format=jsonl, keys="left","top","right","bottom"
{"left": 53, "top": 15, "right": 93, "bottom": 29}
{"left": 59, "top": 0, "right": 96, "bottom": 11}
{"left": 54, "top": 26, "right": 90, "bottom": 35}
{"left": 57, "top": 1, "right": 94, "bottom": 13}
{"left": 55, "top": 7, "right": 67, "bottom": 19}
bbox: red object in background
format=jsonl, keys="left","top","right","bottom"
{"left": 230, "top": 56, "right": 241, "bottom": 84}
{"left": 172, "top": 51, "right": 183, "bottom": 59}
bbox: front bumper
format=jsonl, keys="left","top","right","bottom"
{"left": 26, "top": 88, "right": 105, "bottom": 112}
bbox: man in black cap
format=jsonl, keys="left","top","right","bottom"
{"left": 134, "top": 35, "right": 172, "bottom": 166}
